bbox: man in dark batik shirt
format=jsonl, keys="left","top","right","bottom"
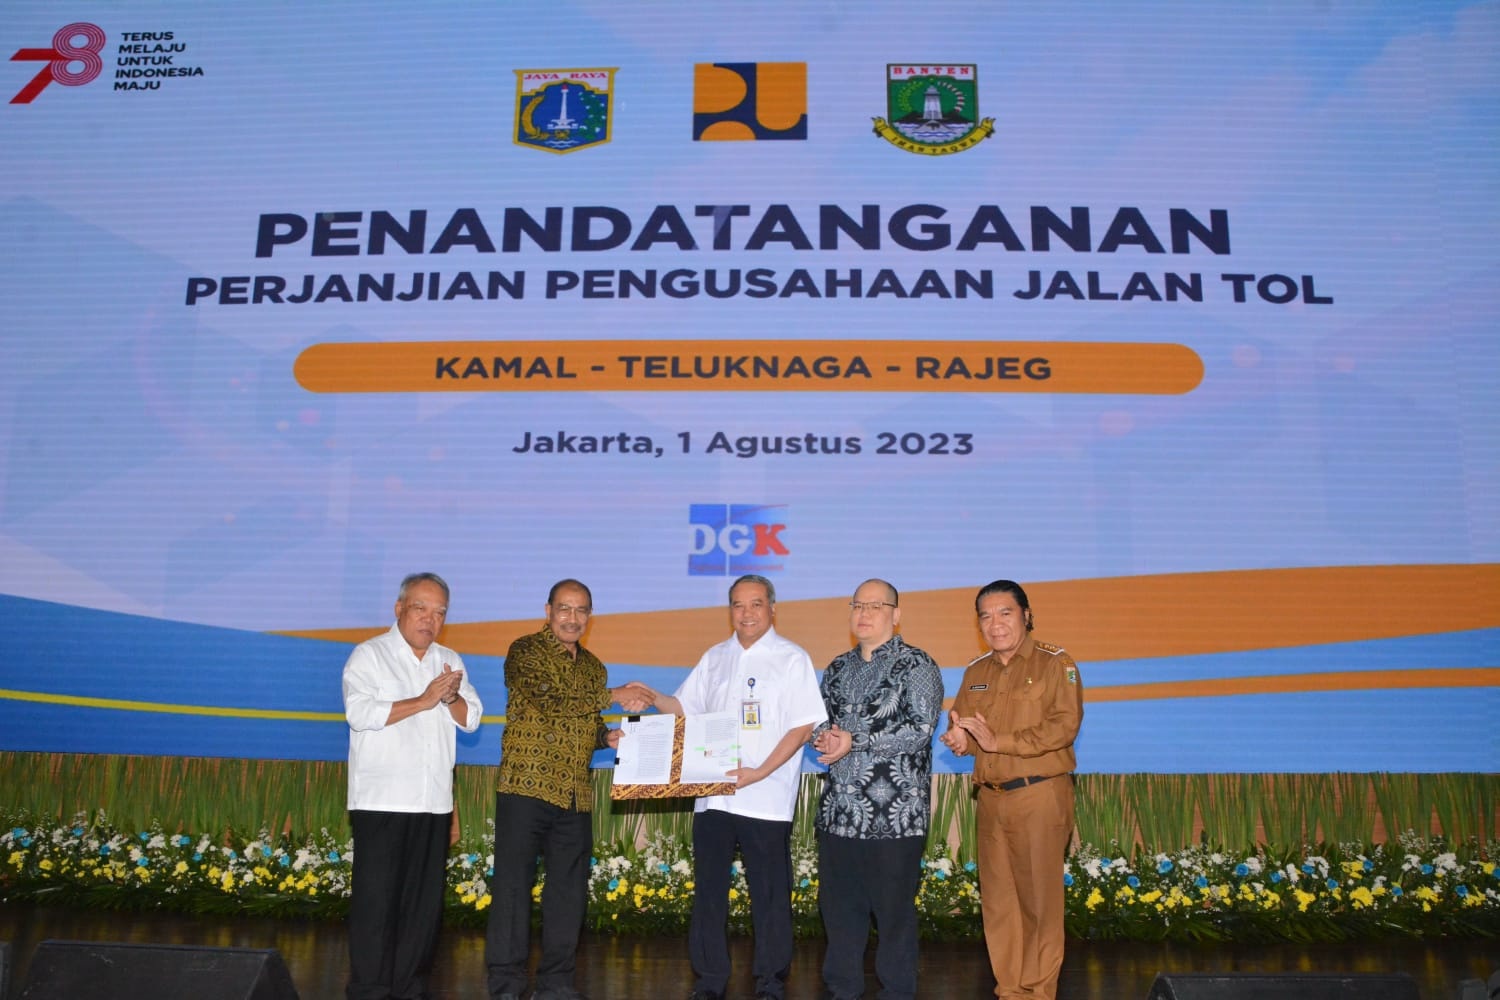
{"left": 810, "top": 578, "right": 944, "bottom": 1000}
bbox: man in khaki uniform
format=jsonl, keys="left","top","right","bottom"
{"left": 941, "top": 580, "right": 1083, "bottom": 1000}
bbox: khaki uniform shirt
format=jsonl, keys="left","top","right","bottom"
{"left": 950, "top": 635, "right": 1083, "bottom": 785}
{"left": 495, "top": 625, "right": 611, "bottom": 810}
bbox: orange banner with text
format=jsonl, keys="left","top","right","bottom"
{"left": 293, "top": 339, "right": 1204, "bottom": 394}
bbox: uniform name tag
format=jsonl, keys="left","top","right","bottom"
{"left": 967, "top": 683, "right": 988, "bottom": 691}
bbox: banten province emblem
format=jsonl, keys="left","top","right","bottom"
{"left": 514, "top": 68, "right": 616, "bottom": 153}
{"left": 874, "top": 64, "right": 993, "bottom": 156}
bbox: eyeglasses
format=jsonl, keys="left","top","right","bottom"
{"left": 552, "top": 604, "right": 592, "bottom": 618}
{"left": 849, "top": 601, "right": 894, "bottom": 614}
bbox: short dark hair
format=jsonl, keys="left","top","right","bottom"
{"left": 729, "top": 574, "right": 775, "bottom": 605}
{"left": 547, "top": 578, "right": 593, "bottom": 607}
{"left": 854, "top": 578, "right": 899, "bottom": 606}
{"left": 398, "top": 572, "right": 449, "bottom": 603}
{"left": 974, "top": 579, "right": 1033, "bottom": 631}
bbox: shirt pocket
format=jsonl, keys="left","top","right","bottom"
{"left": 1011, "top": 680, "right": 1046, "bottom": 727}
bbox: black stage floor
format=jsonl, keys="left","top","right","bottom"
{"left": 0, "top": 902, "right": 1494, "bottom": 999}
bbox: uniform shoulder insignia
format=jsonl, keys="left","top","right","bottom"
{"left": 966, "top": 651, "right": 991, "bottom": 666}
{"left": 1035, "top": 641, "right": 1066, "bottom": 656}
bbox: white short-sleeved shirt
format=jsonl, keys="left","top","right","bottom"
{"left": 342, "top": 623, "right": 483, "bottom": 813}
{"left": 674, "top": 627, "right": 827, "bottom": 822}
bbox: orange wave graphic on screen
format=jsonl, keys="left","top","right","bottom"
{"left": 941, "top": 668, "right": 1500, "bottom": 711}
{"left": 277, "top": 565, "right": 1500, "bottom": 703}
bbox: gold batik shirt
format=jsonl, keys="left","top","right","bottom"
{"left": 495, "top": 625, "right": 611, "bottom": 810}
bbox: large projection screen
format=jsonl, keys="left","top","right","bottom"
{"left": 2, "top": 2, "right": 1496, "bottom": 774}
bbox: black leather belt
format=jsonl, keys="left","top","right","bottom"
{"left": 984, "top": 774, "right": 1060, "bottom": 792}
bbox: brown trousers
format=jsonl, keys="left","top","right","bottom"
{"left": 975, "top": 777, "right": 1075, "bottom": 999}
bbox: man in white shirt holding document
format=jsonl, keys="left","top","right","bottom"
{"left": 621, "top": 574, "right": 826, "bottom": 1000}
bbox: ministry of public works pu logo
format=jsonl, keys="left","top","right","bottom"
{"left": 513, "top": 67, "right": 616, "bottom": 153}
{"left": 873, "top": 63, "right": 994, "bottom": 155}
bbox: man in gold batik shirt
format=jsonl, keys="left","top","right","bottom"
{"left": 484, "top": 579, "right": 630, "bottom": 1000}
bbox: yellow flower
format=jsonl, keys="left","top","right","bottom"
{"left": 729, "top": 888, "right": 739, "bottom": 900}
{"left": 1350, "top": 887, "right": 1374, "bottom": 909}
{"left": 39, "top": 859, "right": 54, "bottom": 871}
{"left": 1294, "top": 889, "right": 1315, "bottom": 912}
{"left": 174, "top": 861, "right": 188, "bottom": 875}
{"left": 1085, "top": 888, "right": 1104, "bottom": 911}
{"left": 478, "top": 894, "right": 492, "bottom": 910}
{"left": 7, "top": 851, "right": 22, "bottom": 868}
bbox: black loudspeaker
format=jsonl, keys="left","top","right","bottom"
{"left": 18, "top": 939, "right": 299, "bottom": 1000}
{"left": 1147, "top": 971, "right": 1420, "bottom": 1000}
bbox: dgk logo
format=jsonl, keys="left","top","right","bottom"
{"left": 688, "top": 504, "right": 789, "bottom": 576}
{"left": 693, "top": 62, "right": 806, "bottom": 141}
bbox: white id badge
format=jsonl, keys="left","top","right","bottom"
{"left": 740, "top": 699, "right": 762, "bottom": 730}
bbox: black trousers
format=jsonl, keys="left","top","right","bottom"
{"left": 347, "top": 809, "right": 450, "bottom": 1000}
{"left": 484, "top": 792, "right": 592, "bottom": 997}
{"left": 689, "top": 808, "right": 794, "bottom": 1000}
{"left": 818, "top": 832, "right": 926, "bottom": 1000}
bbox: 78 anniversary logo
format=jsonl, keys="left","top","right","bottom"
{"left": 9, "top": 22, "right": 105, "bottom": 104}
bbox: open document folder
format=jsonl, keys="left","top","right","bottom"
{"left": 610, "top": 711, "right": 739, "bottom": 800}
